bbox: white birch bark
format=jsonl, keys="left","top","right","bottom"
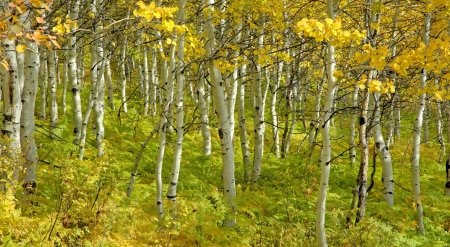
{"left": 167, "top": 0, "right": 186, "bottom": 216}
{"left": 198, "top": 65, "right": 212, "bottom": 156}
{"left": 251, "top": 14, "right": 266, "bottom": 186}
{"left": 68, "top": 0, "right": 83, "bottom": 145}
{"left": 372, "top": 92, "right": 394, "bottom": 206}
{"left": 355, "top": 85, "right": 370, "bottom": 223}
{"left": 21, "top": 39, "right": 40, "bottom": 194}
{"left": 153, "top": 0, "right": 171, "bottom": 220}
{"left": 47, "top": 49, "right": 58, "bottom": 132}
{"left": 62, "top": 45, "right": 67, "bottom": 115}
{"left": 93, "top": 15, "right": 106, "bottom": 157}
{"left": 39, "top": 49, "right": 47, "bottom": 120}
{"left": 410, "top": 12, "right": 431, "bottom": 236}
{"left": 105, "top": 50, "right": 115, "bottom": 111}
{"left": 119, "top": 9, "right": 130, "bottom": 114}
{"left": 205, "top": 0, "right": 236, "bottom": 226}
{"left": 271, "top": 54, "right": 283, "bottom": 158}
{"left": 141, "top": 45, "right": 150, "bottom": 116}
{"left": 422, "top": 101, "right": 429, "bottom": 143}
{"left": 1, "top": 37, "right": 22, "bottom": 187}
{"left": 17, "top": 45, "right": 24, "bottom": 92}
{"left": 149, "top": 48, "right": 157, "bottom": 116}
{"left": 349, "top": 86, "right": 359, "bottom": 164}
{"left": 77, "top": 47, "right": 85, "bottom": 87}
{"left": 316, "top": 2, "right": 337, "bottom": 245}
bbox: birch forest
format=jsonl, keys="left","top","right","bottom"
{"left": 1, "top": 0, "right": 450, "bottom": 246}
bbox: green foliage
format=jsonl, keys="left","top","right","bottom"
{"left": 2, "top": 89, "right": 450, "bottom": 247}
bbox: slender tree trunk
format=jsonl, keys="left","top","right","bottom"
{"left": 198, "top": 64, "right": 212, "bottom": 156}
{"left": 422, "top": 101, "right": 429, "bottom": 143}
{"left": 68, "top": 0, "right": 82, "bottom": 145}
{"left": 21, "top": 38, "right": 40, "bottom": 195}
{"left": 39, "top": 49, "right": 47, "bottom": 120}
{"left": 105, "top": 51, "right": 115, "bottom": 110}
{"left": 251, "top": 14, "right": 266, "bottom": 186}
{"left": 62, "top": 45, "right": 67, "bottom": 115}
{"left": 141, "top": 45, "right": 149, "bottom": 116}
{"left": 47, "top": 49, "right": 58, "bottom": 133}
{"left": 205, "top": 0, "right": 236, "bottom": 226}
{"left": 1, "top": 37, "right": 22, "bottom": 189}
{"left": 349, "top": 86, "right": 359, "bottom": 164}
{"left": 167, "top": 0, "right": 187, "bottom": 218}
{"left": 271, "top": 56, "right": 282, "bottom": 158}
{"left": 371, "top": 92, "right": 394, "bottom": 206}
{"left": 410, "top": 12, "right": 431, "bottom": 236}
{"left": 316, "top": 2, "right": 337, "bottom": 245}
{"left": 309, "top": 68, "right": 324, "bottom": 149}
{"left": 94, "top": 16, "right": 106, "bottom": 157}
{"left": 355, "top": 78, "right": 370, "bottom": 224}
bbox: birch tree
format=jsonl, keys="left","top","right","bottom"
{"left": 205, "top": 0, "right": 236, "bottom": 226}
{"left": 316, "top": 2, "right": 337, "bottom": 245}
{"left": 410, "top": 11, "right": 431, "bottom": 236}
{"left": 166, "top": 0, "right": 186, "bottom": 217}
{"left": 67, "top": 0, "right": 83, "bottom": 145}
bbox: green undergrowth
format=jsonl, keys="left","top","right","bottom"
{"left": 1, "top": 104, "right": 450, "bottom": 246}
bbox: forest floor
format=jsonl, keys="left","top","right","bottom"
{"left": 1, "top": 101, "right": 450, "bottom": 246}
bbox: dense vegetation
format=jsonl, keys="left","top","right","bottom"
{"left": 2, "top": 0, "right": 450, "bottom": 246}
{"left": 0, "top": 89, "right": 449, "bottom": 246}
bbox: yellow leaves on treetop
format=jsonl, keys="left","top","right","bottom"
{"left": 134, "top": 1, "right": 169, "bottom": 22}
{"left": 296, "top": 17, "right": 365, "bottom": 45}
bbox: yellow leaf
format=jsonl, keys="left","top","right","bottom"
{"left": 1, "top": 61, "right": 9, "bottom": 71}
{"left": 36, "top": 17, "right": 45, "bottom": 24}
{"left": 16, "top": 44, "right": 26, "bottom": 53}
{"left": 166, "top": 38, "right": 172, "bottom": 44}
{"left": 333, "top": 70, "right": 344, "bottom": 78}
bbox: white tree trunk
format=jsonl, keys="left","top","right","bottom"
{"left": 198, "top": 65, "right": 212, "bottom": 156}
{"left": 68, "top": 0, "right": 83, "bottom": 145}
{"left": 39, "top": 49, "right": 47, "bottom": 120}
{"left": 105, "top": 52, "right": 115, "bottom": 110}
{"left": 1, "top": 37, "right": 22, "bottom": 189}
{"left": 142, "top": 45, "right": 149, "bottom": 116}
{"left": 167, "top": 0, "right": 187, "bottom": 217}
{"left": 410, "top": 12, "right": 431, "bottom": 236}
{"left": 251, "top": 14, "right": 266, "bottom": 186}
{"left": 47, "top": 49, "right": 58, "bottom": 132}
{"left": 316, "top": 2, "right": 337, "bottom": 245}
{"left": 93, "top": 18, "right": 106, "bottom": 157}
{"left": 349, "top": 86, "right": 359, "bottom": 164}
{"left": 422, "top": 101, "right": 429, "bottom": 143}
{"left": 149, "top": 48, "right": 157, "bottom": 116}
{"left": 372, "top": 92, "right": 394, "bottom": 206}
{"left": 21, "top": 39, "right": 40, "bottom": 194}
{"left": 205, "top": 0, "right": 236, "bottom": 226}
{"left": 271, "top": 57, "right": 283, "bottom": 158}
{"left": 62, "top": 45, "right": 68, "bottom": 114}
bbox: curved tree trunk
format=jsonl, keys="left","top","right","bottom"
{"left": 316, "top": 2, "right": 337, "bottom": 245}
